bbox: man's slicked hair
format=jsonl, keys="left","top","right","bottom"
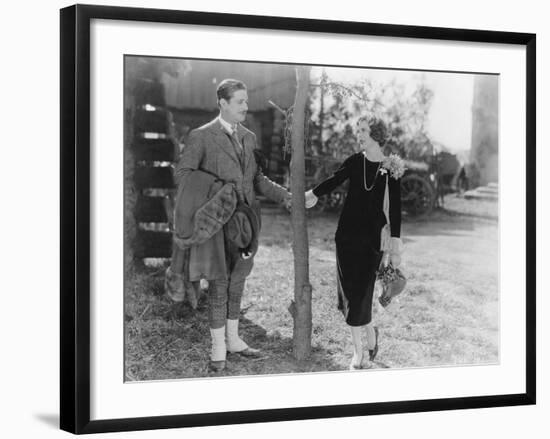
{"left": 216, "top": 79, "right": 247, "bottom": 106}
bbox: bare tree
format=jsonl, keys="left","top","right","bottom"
{"left": 288, "top": 66, "right": 313, "bottom": 360}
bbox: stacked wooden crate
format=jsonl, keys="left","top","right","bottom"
{"left": 131, "top": 79, "right": 178, "bottom": 263}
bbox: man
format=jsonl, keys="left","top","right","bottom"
{"left": 175, "top": 78, "right": 291, "bottom": 372}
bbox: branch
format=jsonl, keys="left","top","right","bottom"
{"left": 311, "top": 81, "right": 371, "bottom": 103}
{"left": 268, "top": 100, "right": 288, "bottom": 116}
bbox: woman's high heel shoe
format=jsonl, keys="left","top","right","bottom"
{"left": 349, "top": 351, "right": 374, "bottom": 370}
{"left": 349, "top": 351, "right": 363, "bottom": 370}
{"left": 368, "top": 327, "right": 379, "bottom": 361}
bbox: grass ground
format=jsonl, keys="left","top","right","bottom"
{"left": 125, "top": 196, "right": 499, "bottom": 381}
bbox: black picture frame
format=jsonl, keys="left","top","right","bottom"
{"left": 60, "top": 3, "right": 536, "bottom": 434}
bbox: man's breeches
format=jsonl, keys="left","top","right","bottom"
{"left": 208, "top": 254, "right": 253, "bottom": 329}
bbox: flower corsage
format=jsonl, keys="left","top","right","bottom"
{"left": 379, "top": 154, "right": 406, "bottom": 179}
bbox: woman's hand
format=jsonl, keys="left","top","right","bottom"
{"left": 389, "top": 237, "right": 403, "bottom": 267}
{"left": 305, "top": 190, "right": 318, "bottom": 209}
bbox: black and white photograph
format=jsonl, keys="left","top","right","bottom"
{"left": 55, "top": 3, "right": 536, "bottom": 434}
{"left": 2, "top": 0, "right": 547, "bottom": 436}
{"left": 123, "top": 56, "right": 500, "bottom": 380}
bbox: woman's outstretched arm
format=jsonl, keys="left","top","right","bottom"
{"left": 311, "top": 154, "right": 354, "bottom": 197}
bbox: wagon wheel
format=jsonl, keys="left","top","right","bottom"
{"left": 401, "top": 173, "right": 435, "bottom": 217}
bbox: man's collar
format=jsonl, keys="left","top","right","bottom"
{"left": 218, "top": 115, "right": 237, "bottom": 134}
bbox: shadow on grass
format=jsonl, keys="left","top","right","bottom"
{"left": 402, "top": 212, "right": 497, "bottom": 243}
{"left": 308, "top": 208, "right": 496, "bottom": 246}
{"left": 125, "top": 282, "right": 345, "bottom": 382}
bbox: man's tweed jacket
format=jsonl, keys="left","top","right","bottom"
{"left": 175, "top": 118, "right": 288, "bottom": 208}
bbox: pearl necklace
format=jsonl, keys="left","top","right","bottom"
{"left": 363, "top": 154, "right": 381, "bottom": 191}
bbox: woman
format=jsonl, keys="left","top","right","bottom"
{"left": 305, "top": 116, "right": 404, "bottom": 370}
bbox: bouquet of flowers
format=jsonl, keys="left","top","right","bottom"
{"left": 380, "top": 154, "right": 406, "bottom": 180}
{"left": 376, "top": 262, "right": 407, "bottom": 308}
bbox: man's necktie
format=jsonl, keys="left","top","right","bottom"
{"left": 228, "top": 127, "right": 244, "bottom": 167}
{"left": 230, "top": 128, "right": 242, "bottom": 152}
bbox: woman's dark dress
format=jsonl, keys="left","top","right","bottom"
{"left": 313, "top": 152, "right": 401, "bottom": 326}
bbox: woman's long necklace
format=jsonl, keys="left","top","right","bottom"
{"left": 363, "top": 154, "right": 381, "bottom": 192}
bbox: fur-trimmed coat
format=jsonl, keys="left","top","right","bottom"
{"left": 173, "top": 169, "right": 237, "bottom": 282}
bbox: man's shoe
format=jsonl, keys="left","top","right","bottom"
{"left": 208, "top": 360, "right": 226, "bottom": 372}
{"left": 228, "top": 346, "right": 262, "bottom": 358}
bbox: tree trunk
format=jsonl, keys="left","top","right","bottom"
{"left": 319, "top": 69, "right": 326, "bottom": 155}
{"left": 289, "top": 66, "right": 312, "bottom": 361}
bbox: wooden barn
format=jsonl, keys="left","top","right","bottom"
{"left": 124, "top": 57, "right": 297, "bottom": 267}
